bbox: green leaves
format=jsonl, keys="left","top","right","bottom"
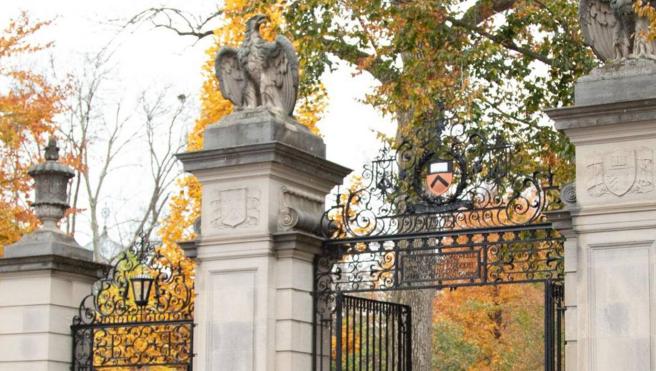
{"left": 282, "top": 0, "right": 598, "bottom": 181}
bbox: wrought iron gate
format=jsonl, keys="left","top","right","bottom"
{"left": 313, "top": 109, "right": 566, "bottom": 370}
{"left": 334, "top": 295, "right": 412, "bottom": 371}
{"left": 71, "top": 236, "right": 194, "bottom": 370}
{"left": 545, "top": 280, "right": 565, "bottom": 371}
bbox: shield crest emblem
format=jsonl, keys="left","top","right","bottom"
{"left": 220, "top": 188, "right": 247, "bottom": 227}
{"left": 425, "top": 160, "right": 453, "bottom": 196}
{"left": 603, "top": 150, "right": 636, "bottom": 196}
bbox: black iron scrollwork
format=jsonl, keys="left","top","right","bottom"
{"left": 313, "top": 107, "right": 565, "bottom": 331}
{"left": 320, "top": 109, "right": 560, "bottom": 239}
{"left": 313, "top": 108, "right": 566, "bottom": 371}
{"left": 71, "top": 236, "right": 194, "bottom": 370}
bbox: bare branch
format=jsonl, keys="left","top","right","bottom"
{"left": 128, "top": 89, "right": 188, "bottom": 245}
{"left": 123, "top": 7, "right": 222, "bottom": 43}
{"left": 446, "top": 16, "right": 553, "bottom": 65}
{"left": 460, "top": 0, "right": 519, "bottom": 26}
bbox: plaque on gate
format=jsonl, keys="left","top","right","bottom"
{"left": 400, "top": 249, "right": 482, "bottom": 284}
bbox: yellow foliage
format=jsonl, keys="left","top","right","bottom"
{"left": 0, "top": 12, "right": 65, "bottom": 254}
{"left": 636, "top": 2, "right": 656, "bottom": 41}
{"left": 433, "top": 284, "right": 545, "bottom": 370}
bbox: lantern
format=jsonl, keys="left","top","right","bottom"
{"left": 130, "top": 273, "right": 155, "bottom": 307}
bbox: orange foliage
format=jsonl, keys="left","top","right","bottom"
{"left": 433, "top": 284, "right": 545, "bottom": 370}
{"left": 635, "top": 2, "right": 656, "bottom": 41}
{"left": 0, "top": 12, "right": 65, "bottom": 253}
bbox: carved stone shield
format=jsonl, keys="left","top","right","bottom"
{"left": 220, "top": 188, "right": 247, "bottom": 227}
{"left": 426, "top": 160, "right": 453, "bottom": 196}
{"left": 603, "top": 150, "right": 637, "bottom": 196}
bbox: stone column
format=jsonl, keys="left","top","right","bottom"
{"left": 546, "top": 59, "right": 656, "bottom": 371}
{"left": 0, "top": 139, "right": 104, "bottom": 371}
{"left": 177, "top": 108, "right": 350, "bottom": 370}
{"left": 545, "top": 183, "right": 579, "bottom": 371}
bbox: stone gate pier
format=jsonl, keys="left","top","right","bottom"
{"left": 0, "top": 140, "right": 104, "bottom": 370}
{"left": 548, "top": 59, "right": 656, "bottom": 370}
{"left": 178, "top": 108, "right": 349, "bottom": 370}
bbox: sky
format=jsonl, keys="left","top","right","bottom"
{"left": 1, "top": 1, "right": 395, "bottom": 245}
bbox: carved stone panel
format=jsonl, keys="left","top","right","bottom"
{"left": 208, "top": 270, "right": 256, "bottom": 370}
{"left": 585, "top": 146, "right": 654, "bottom": 198}
{"left": 208, "top": 187, "right": 261, "bottom": 230}
{"left": 589, "top": 245, "right": 651, "bottom": 371}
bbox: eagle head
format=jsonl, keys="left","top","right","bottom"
{"left": 246, "top": 14, "right": 268, "bottom": 33}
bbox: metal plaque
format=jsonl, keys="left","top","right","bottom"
{"left": 400, "top": 249, "right": 481, "bottom": 284}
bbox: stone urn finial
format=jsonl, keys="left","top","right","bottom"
{"left": 29, "top": 137, "right": 75, "bottom": 231}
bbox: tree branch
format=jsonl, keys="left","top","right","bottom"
{"left": 124, "top": 7, "right": 222, "bottom": 42}
{"left": 446, "top": 16, "right": 553, "bottom": 65}
{"left": 320, "top": 36, "right": 398, "bottom": 83}
{"left": 461, "top": 0, "right": 519, "bottom": 26}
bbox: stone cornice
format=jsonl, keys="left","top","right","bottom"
{"left": 0, "top": 254, "right": 106, "bottom": 279}
{"left": 546, "top": 99, "right": 656, "bottom": 145}
{"left": 178, "top": 239, "right": 198, "bottom": 259}
{"left": 570, "top": 200, "right": 656, "bottom": 217}
{"left": 547, "top": 98, "right": 656, "bottom": 126}
{"left": 176, "top": 142, "right": 351, "bottom": 186}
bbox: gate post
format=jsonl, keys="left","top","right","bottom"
{"left": 0, "top": 139, "right": 104, "bottom": 370}
{"left": 547, "top": 60, "right": 656, "bottom": 371}
{"left": 178, "top": 108, "right": 350, "bottom": 370}
{"left": 546, "top": 193, "right": 577, "bottom": 371}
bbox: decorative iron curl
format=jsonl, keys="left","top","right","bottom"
{"left": 71, "top": 235, "right": 195, "bottom": 370}
{"left": 72, "top": 235, "right": 194, "bottom": 326}
{"left": 320, "top": 110, "right": 560, "bottom": 240}
{"left": 315, "top": 226, "right": 564, "bottom": 296}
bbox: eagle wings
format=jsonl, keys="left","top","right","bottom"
{"left": 580, "top": 0, "right": 656, "bottom": 61}
{"left": 215, "top": 15, "right": 299, "bottom": 116}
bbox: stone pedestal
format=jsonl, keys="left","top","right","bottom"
{"left": 0, "top": 243, "right": 103, "bottom": 371}
{"left": 177, "top": 108, "right": 350, "bottom": 370}
{"left": 547, "top": 60, "right": 656, "bottom": 371}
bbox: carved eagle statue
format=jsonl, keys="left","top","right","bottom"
{"left": 214, "top": 14, "right": 299, "bottom": 116}
{"left": 580, "top": 0, "right": 656, "bottom": 61}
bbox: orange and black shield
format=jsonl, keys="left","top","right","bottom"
{"left": 426, "top": 160, "right": 453, "bottom": 196}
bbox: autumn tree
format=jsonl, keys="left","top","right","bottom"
{"left": 133, "top": 0, "right": 597, "bottom": 368}
{"left": 0, "top": 12, "right": 65, "bottom": 253}
{"left": 278, "top": 2, "right": 594, "bottom": 366}
{"left": 433, "top": 284, "right": 545, "bottom": 370}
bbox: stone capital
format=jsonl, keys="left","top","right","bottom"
{"left": 546, "top": 98, "right": 656, "bottom": 145}
{"left": 204, "top": 107, "right": 324, "bottom": 156}
{"left": 574, "top": 59, "right": 656, "bottom": 106}
{"left": 178, "top": 141, "right": 349, "bottom": 188}
{"left": 273, "top": 231, "right": 324, "bottom": 263}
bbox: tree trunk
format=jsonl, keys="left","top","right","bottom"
{"left": 393, "top": 288, "right": 435, "bottom": 370}
{"left": 390, "top": 106, "right": 437, "bottom": 370}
